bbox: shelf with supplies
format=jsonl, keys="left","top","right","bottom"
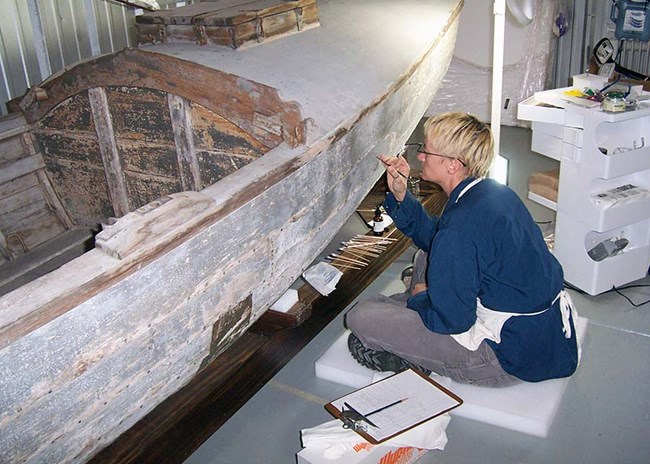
{"left": 518, "top": 83, "right": 650, "bottom": 295}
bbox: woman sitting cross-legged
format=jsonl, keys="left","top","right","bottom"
{"left": 346, "top": 112, "right": 579, "bottom": 387}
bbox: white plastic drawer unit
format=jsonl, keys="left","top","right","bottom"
{"left": 530, "top": 123, "right": 584, "bottom": 161}
{"left": 517, "top": 88, "right": 586, "bottom": 128}
{"left": 518, "top": 95, "right": 564, "bottom": 125}
{"left": 531, "top": 128, "right": 562, "bottom": 161}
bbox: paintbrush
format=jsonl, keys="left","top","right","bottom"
{"left": 377, "top": 156, "right": 409, "bottom": 180}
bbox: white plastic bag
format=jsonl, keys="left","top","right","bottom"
{"left": 302, "top": 262, "right": 343, "bottom": 296}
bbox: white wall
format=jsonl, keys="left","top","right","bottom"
{"left": 427, "top": 0, "right": 559, "bottom": 127}
{"left": 454, "top": 0, "right": 531, "bottom": 68}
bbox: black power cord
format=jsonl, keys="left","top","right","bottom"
{"left": 564, "top": 280, "right": 650, "bottom": 308}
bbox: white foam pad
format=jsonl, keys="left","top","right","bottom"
{"left": 315, "top": 317, "right": 588, "bottom": 438}
{"left": 270, "top": 289, "right": 299, "bottom": 313}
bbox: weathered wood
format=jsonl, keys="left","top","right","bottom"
{"left": 0, "top": 135, "right": 28, "bottom": 163}
{"left": 0, "top": 171, "right": 39, "bottom": 199}
{"left": 0, "top": 227, "right": 93, "bottom": 291}
{"left": 168, "top": 94, "right": 202, "bottom": 191}
{"left": 136, "top": 0, "right": 319, "bottom": 49}
{"left": 2, "top": 205, "right": 67, "bottom": 253}
{"left": 20, "top": 49, "right": 306, "bottom": 149}
{"left": 0, "top": 184, "right": 43, "bottom": 213}
{"left": 88, "top": 330, "right": 270, "bottom": 464}
{"left": 0, "top": 113, "right": 29, "bottom": 142}
{"left": 249, "top": 300, "right": 312, "bottom": 335}
{"left": 0, "top": 2, "right": 462, "bottom": 462}
{"left": 35, "top": 169, "right": 75, "bottom": 229}
{"left": 0, "top": 123, "right": 72, "bottom": 253}
{"left": 0, "top": 154, "right": 45, "bottom": 185}
{"left": 89, "top": 187, "right": 447, "bottom": 464}
{"left": 94, "top": 192, "right": 212, "bottom": 260}
{"left": 88, "top": 87, "right": 130, "bottom": 218}
{"left": 23, "top": 52, "right": 305, "bottom": 223}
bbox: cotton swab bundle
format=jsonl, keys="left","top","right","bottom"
{"left": 327, "top": 253, "right": 368, "bottom": 266}
{"left": 352, "top": 234, "right": 397, "bottom": 242}
{"left": 326, "top": 224, "right": 401, "bottom": 273}
{"left": 328, "top": 262, "right": 363, "bottom": 270}
{"left": 343, "top": 242, "right": 387, "bottom": 252}
{"left": 335, "top": 249, "right": 371, "bottom": 262}
{"left": 338, "top": 247, "right": 380, "bottom": 259}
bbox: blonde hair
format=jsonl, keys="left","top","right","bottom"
{"left": 423, "top": 112, "right": 494, "bottom": 178}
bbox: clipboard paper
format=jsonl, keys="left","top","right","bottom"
{"left": 325, "top": 369, "right": 462, "bottom": 444}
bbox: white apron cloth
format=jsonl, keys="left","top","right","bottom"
{"left": 451, "top": 290, "right": 581, "bottom": 362}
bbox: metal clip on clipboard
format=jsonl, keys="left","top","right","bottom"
{"left": 340, "top": 398, "right": 408, "bottom": 432}
{"left": 340, "top": 402, "right": 377, "bottom": 432}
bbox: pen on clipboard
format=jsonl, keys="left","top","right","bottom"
{"left": 366, "top": 397, "right": 408, "bottom": 417}
{"left": 343, "top": 397, "right": 408, "bottom": 429}
{"left": 343, "top": 402, "right": 379, "bottom": 428}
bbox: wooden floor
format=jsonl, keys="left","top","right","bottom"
{"left": 89, "top": 182, "right": 446, "bottom": 464}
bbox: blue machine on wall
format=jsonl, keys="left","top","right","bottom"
{"left": 611, "top": 0, "right": 650, "bottom": 41}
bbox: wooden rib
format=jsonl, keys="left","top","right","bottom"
{"left": 168, "top": 94, "right": 202, "bottom": 191}
{"left": 88, "top": 87, "right": 130, "bottom": 217}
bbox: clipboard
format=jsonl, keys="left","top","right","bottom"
{"left": 324, "top": 369, "right": 463, "bottom": 444}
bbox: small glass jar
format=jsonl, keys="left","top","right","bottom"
{"left": 407, "top": 177, "right": 421, "bottom": 198}
{"left": 602, "top": 91, "right": 627, "bottom": 113}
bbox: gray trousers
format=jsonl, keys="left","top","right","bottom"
{"left": 346, "top": 250, "right": 521, "bottom": 388}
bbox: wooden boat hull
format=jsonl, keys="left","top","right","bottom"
{"left": 0, "top": 1, "right": 461, "bottom": 462}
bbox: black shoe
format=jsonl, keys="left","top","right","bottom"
{"left": 401, "top": 265, "right": 413, "bottom": 290}
{"left": 347, "top": 332, "right": 431, "bottom": 375}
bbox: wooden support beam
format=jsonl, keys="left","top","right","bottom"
{"left": 35, "top": 169, "right": 75, "bottom": 229}
{"left": 88, "top": 87, "right": 130, "bottom": 218}
{"left": 168, "top": 94, "right": 202, "bottom": 191}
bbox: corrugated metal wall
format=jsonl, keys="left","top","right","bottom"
{"left": 0, "top": 0, "right": 192, "bottom": 116}
{"left": 589, "top": 0, "right": 650, "bottom": 77}
{"left": 555, "top": 0, "right": 650, "bottom": 88}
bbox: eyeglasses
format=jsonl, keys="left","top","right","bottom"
{"left": 402, "top": 143, "right": 467, "bottom": 167}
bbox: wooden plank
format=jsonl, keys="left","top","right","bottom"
{"left": 249, "top": 300, "right": 312, "bottom": 335}
{"left": 0, "top": 125, "right": 31, "bottom": 142}
{"left": 0, "top": 227, "right": 93, "bottom": 289}
{"left": 140, "top": 1, "right": 320, "bottom": 49}
{"left": 190, "top": 102, "right": 266, "bottom": 156}
{"left": 0, "top": 185, "right": 44, "bottom": 214}
{"left": 35, "top": 169, "right": 74, "bottom": 229}
{"left": 88, "top": 87, "right": 130, "bottom": 218}
{"left": 42, "top": 157, "right": 114, "bottom": 228}
{"left": 0, "top": 113, "right": 29, "bottom": 142}
{"left": 0, "top": 137, "right": 27, "bottom": 164}
{"left": 0, "top": 172, "right": 39, "bottom": 200}
{"left": 94, "top": 191, "right": 213, "bottom": 260}
{"left": 88, "top": 330, "right": 270, "bottom": 464}
{"left": 135, "top": 0, "right": 316, "bottom": 26}
{"left": 192, "top": 0, "right": 316, "bottom": 26}
{"left": 0, "top": 155, "right": 45, "bottom": 185}
{"left": 107, "top": 87, "right": 175, "bottom": 144}
{"left": 168, "top": 94, "right": 201, "bottom": 191}
{"left": 2, "top": 206, "right": 67, "bottom": 254}
{"left": 19, "top": 132, "right": 37, "bottom": 156}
